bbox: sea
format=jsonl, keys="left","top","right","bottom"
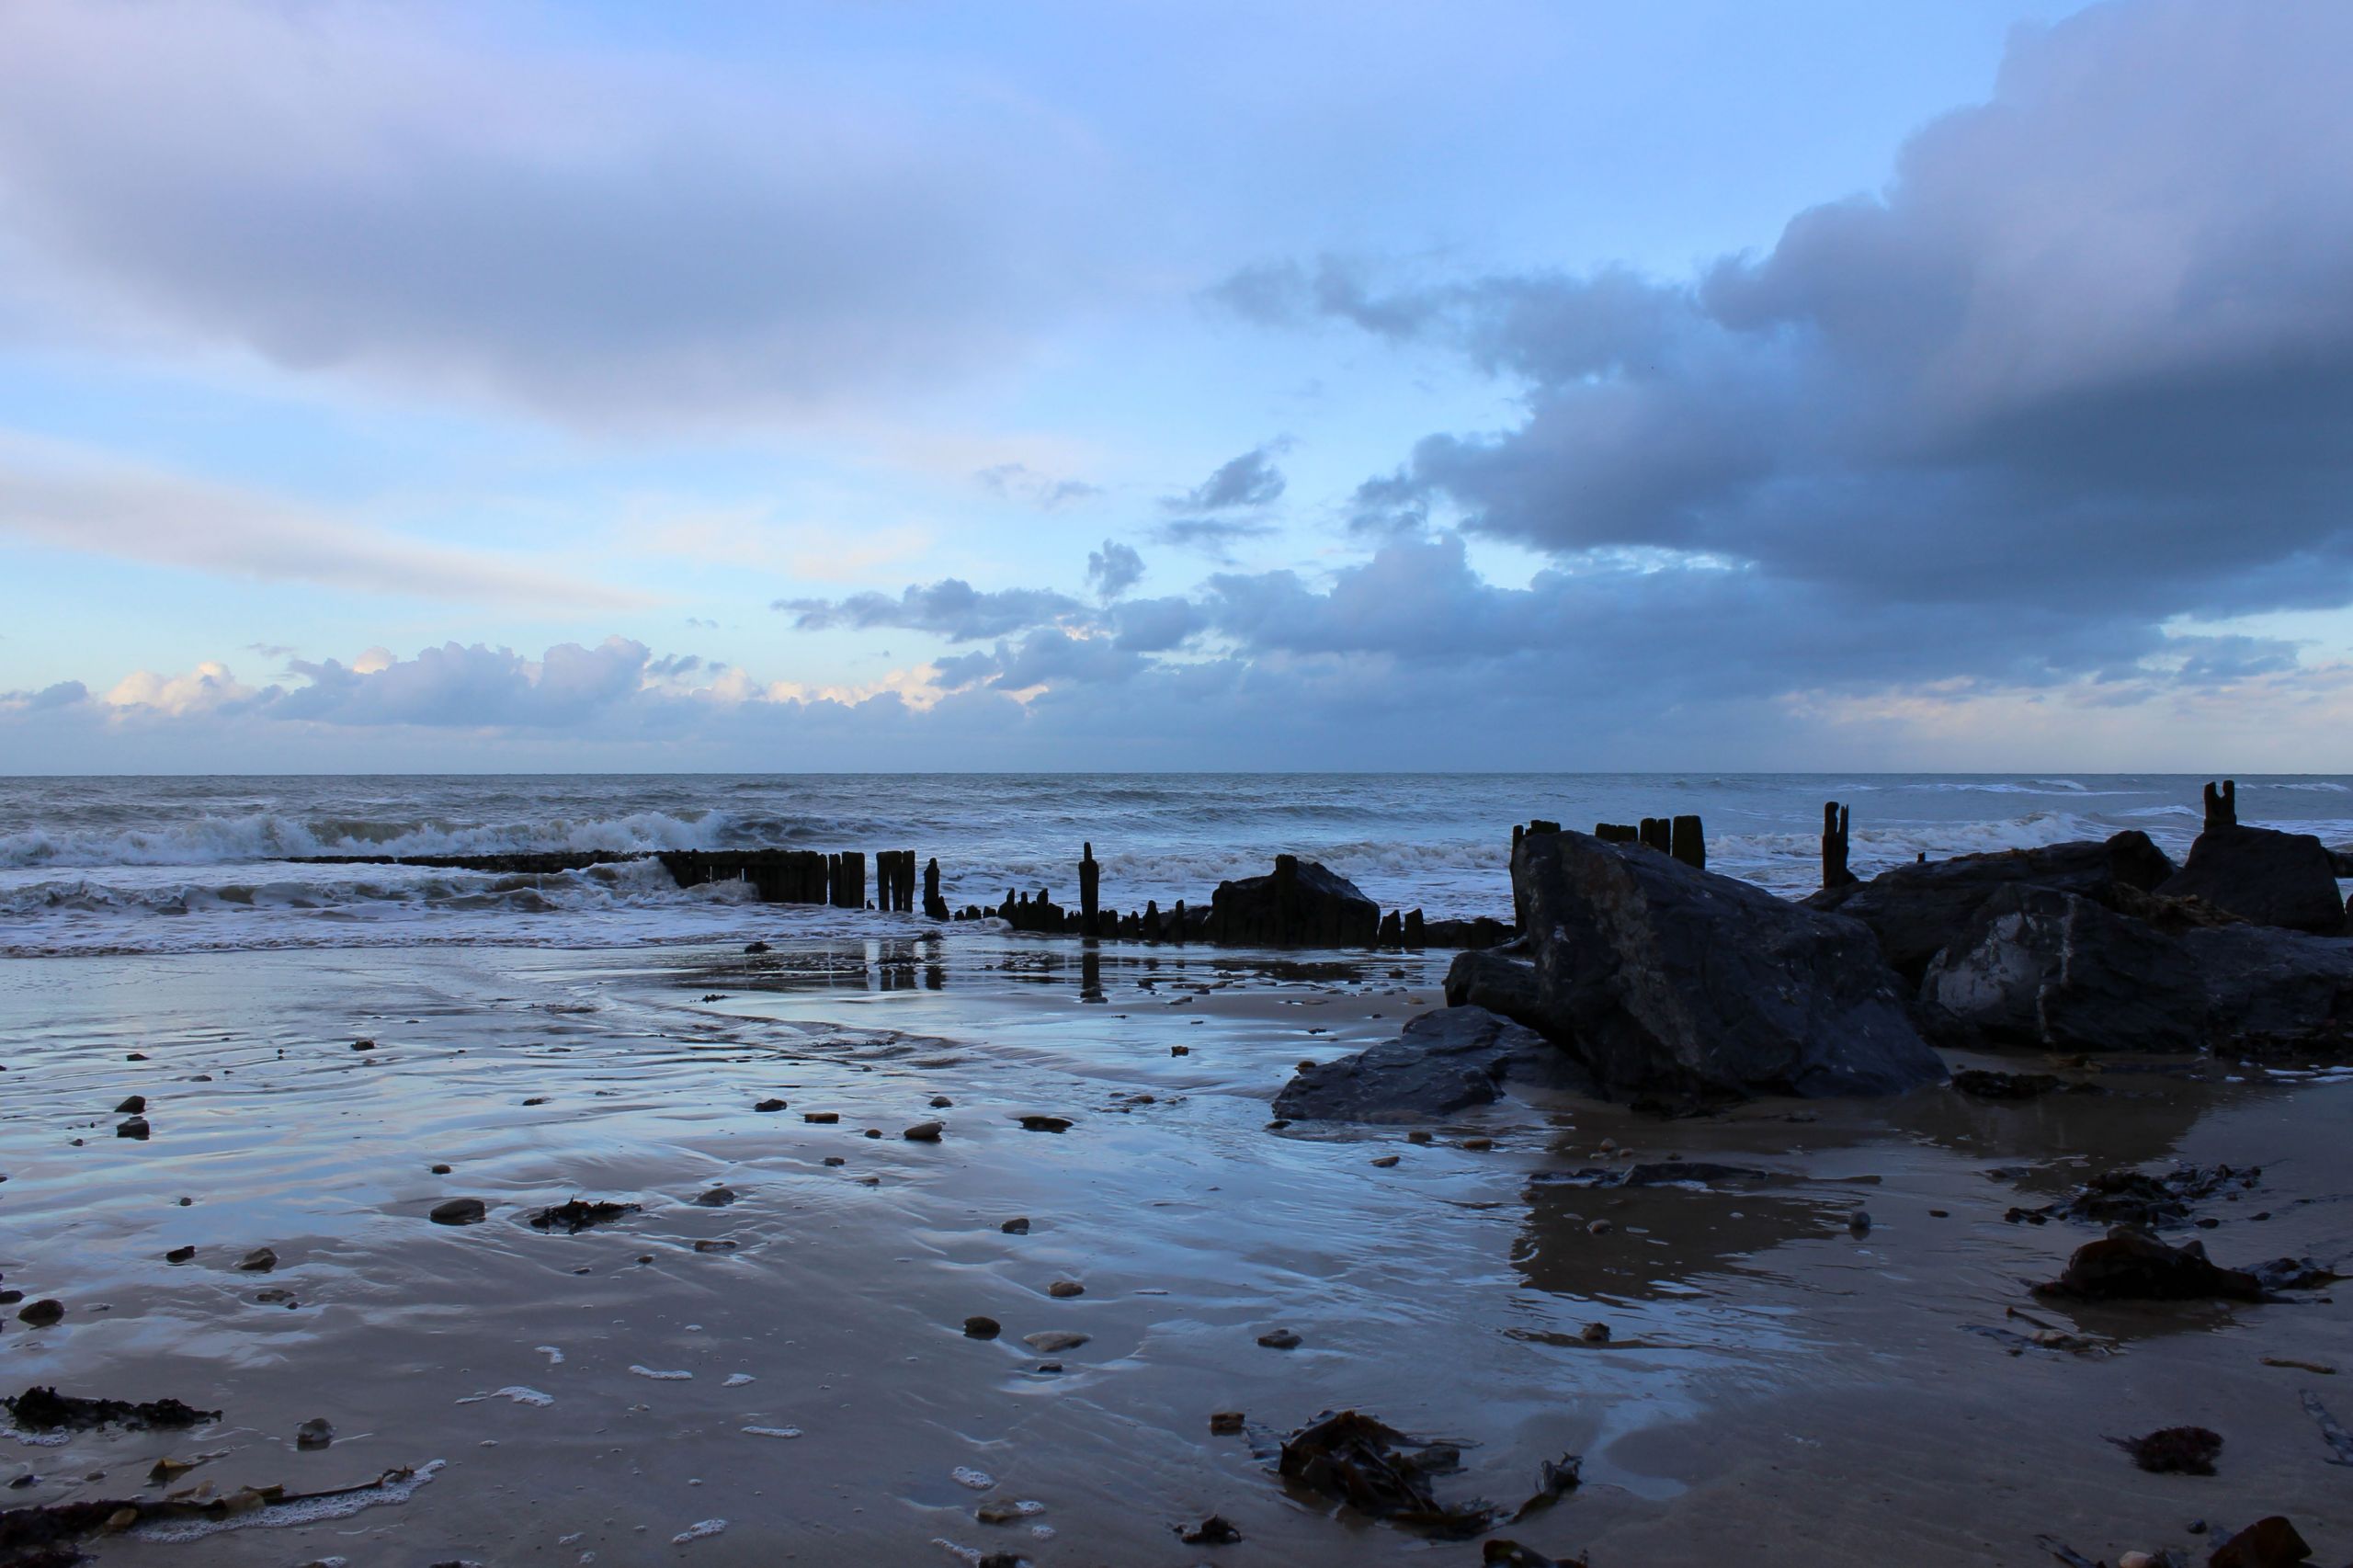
{"left": 2, "top": 772, "right": 2347, "bottom": 958}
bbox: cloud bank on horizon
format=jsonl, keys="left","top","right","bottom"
{"left": 3, "top": 0, "right": 2350, "bottom": 771}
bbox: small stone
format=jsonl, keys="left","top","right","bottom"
{"left": 862, "top": 1129, "right": 882, "bottom": 1139}
{"left": 745, "top": 941, "right": 770, "bottom": 954}
{"left": 976, "top": 1499, "right": 1031, "bottom": 1524}
{"left": 929, "top": 1096, "right": 954, "bottom": 1108}
{"left": 430, "top": 1164, "right": 452, "bottom": 1175}
{"left": 1587, "top": 1220, "right": 1613, "bottom": 1235}
{"left": 350, "top": 1040, "right": 374, "bottom": 1051}
{"left": 255, "top": 1288, "right": 298, "bottom": 1306}
{"left": 237, "top": 1247, "right": 278, "bottom": 1272}
{"left": 903, "top": 1121, "right": 945, "bottom": 1142}
{"left": 1016, "top": 1115, "right": 1072, "bottom": 1133}
{"left": 18, "top": 1300, "right": 63, "bottom": 1327}
{"left": 1209, "top": 1411, "right": 1245, "bottom": 1434}
{"left": 165, "top": 1245, "right": 196, "bottom": 1264}
{"left": 1170, "top": 1045, "right": 1189, "bottom": 1056}
{"left": 822, "top": 1156, "right": 846, "bottom": 1167}
{"left": 692, "top": 1187, "right": 737, "bottom": 1207}
{"left": 116, "top": 1117, "right": 150, "bottom": 1141}
{"left": 2119, "top": 1553, "right": 2155, "bottom": 1568}
{"left": 1047, "top": 1279, "right": 1084, "bottom": 1299}
{"left": 295, "top": 1418, "right": 333, "bottom": 1449}
{"left": 127, "top": 1052, "right": 148, "bottom": 1061}
{"left": 963, "top": 1315, "right": 1002, "bottom": 1339}
{"left": 1370, "top": 1154, "right": 1400, "bottom": 1168}
{"left": 1848, "top": 1211, "right": 1873, "bottom": 1236}
{"left": 1256, "top": 1328, "right": 1302, "bottom": 1349}
{"left": 115, "top": 1096, "right": 145, "bottom": 1115}
{"left": 1407, "top": 1130, "right": 1433, "bottom": 1144}
{"left": 1581, "top": 1322, "right": 1610, "bottom": 1344}
{"left": 693, "top": 1239, "right": 738, "bottom": 1253}
{"left": 1179, "top": 1515, "right": 1244, "bottom": 1546}
{"left": 430, "top": 1199, "right": 487, "bottom": 1226}
{"left": 754, "top": 1098, "right": 788, "bottom": 1113}
{"left": 1929, "top": 1210, "right": 1949, "bottom": 1219}
{"left": 1022, "top": 1330, "right": 1089, "bottom": 1353}
{"left": 1000, "top": 1217, "right": 1030, "bottom": 1234}
{"left": 1461, "top": 1137, "right": 1494, "bottom": 1152}
{"left": 803, "top": 1111, "right": 838, "bottom": 1124}
{"left": 1266, "top": 1119, "right": 1290, "bottom": 1131}
{"left": 521, "top": 1096, "right": 549, "bottom": 1107}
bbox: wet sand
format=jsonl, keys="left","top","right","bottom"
{"left": 2, "top": 923, "right": 2349, "bottom": 1564}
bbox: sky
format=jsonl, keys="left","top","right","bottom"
{"left": 3, "top": 0, "right": 2350, "bottom": 772}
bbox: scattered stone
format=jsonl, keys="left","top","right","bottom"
{"left": 113, "top": 1096, "right": 144, "bottom": 1115}
{"left": 429, "top": 1199, "right": 488, "bottom": 1227}
{"left": 1849, "top": 1211, "right": 1873, "bottom": 1236}
{"left": 1370, "top": 1154, "right": 1400, "bottom": 1167}
{"left": 1586, "top": 1220, "right": 1613, "bottom": 1236}
{"left": 3, "top": 1388, "right": 217, "bottom": 1432}
{"left": 1021, "top": 1330, "right": 1089, "bottom": 1353}
{"left": 1461, "top": 1137, "right": 1494, "bottom": 1152}
{"left": 164, "top": 1246, "right": 195, "bottom": 1265}
{"left": 962, "top": 1316, "right": 1002, "bottom": 1339}
{"left": 977, "top": 1499, "right": 1039, "bottom": 1524}
{"left": 115, "top": 1118, "right": 149, "bottom": 1141}
{"left": 2006, "top": 1165, "right": 2259, "bottom": 1230}
{"left": 1579, "top": 1323, "right": 1610, "bottom": 1345}
{"left": 295, "top": 1418, "right": 334, "bottom": 1451}
{"left": 2264, "top": 1357, "right": 2336, "bottom": 1374}
{"left": 1016, "top": 1116, "right": 1072, "bottom": 1133}
{"left": 529, "top": 1199, "right": 639, "bottom": 1234}
{"left": 1278, "top": 1408, "right": 1494, "bottom": 1536}
{"left": 745, "top": 941, "right": 770, "bottom": 954}
{"left": 2207, "top": 1516, "right": 2312, "bottom": 1568}
{"left": 1273, "top": 1006, "right": 1582, "bottom": 1122}
{"left": 1046, "top": 1279, "right": 1084, "bottom": 1299}
{"left": 2034, "top": 1226, "right": 2265, "bottom": 1302}
{"left": 1209, "top": 1411, "right": 1245, "bottom": 1435}
{"left": 1171, "top": 1045, "right": 1189, "bottom": 1056}
{"left": 429, "top": 1164, "right": 452, "bottom": 1175}
{"left": 691, "top": 1240, "right": 737, "bottom": 1254}
{"left": 802, "top": 1111, "right": 838, "bottom": 1123}
{"left": 1177, "top": 1515, "right": 1243, "bottom": 1545}
{"left": 903, "top": 1121, "right": 945, "bottom": 1142}
{"left": 2110, "top": 1426, "right": 2221, "bottom": 1474}
{"left": 754, "top": 1098, "right": 788, "bottom": 1113}
{"left": 349, "top": 1040, "right": 374, "bottom": 1051}
{"left": 1000, "top": 1218, "right": 1030, "bottom": 1234}
{"left": 821, "top": 1156, "right": 846, "bottom": 1167}
{"left": 930, "top": 1096, "right": 954, "bottom": 1108}
{"left": 1256, "top": 1328, "right": 1302, "bottom": 1349}
{"left": 236, "top": 1247, "right": 277, "bottom": 1273}
{"left": 862, "top": 1129, "right": 882, "bottom": 1139}
{"left": 254, "top": 1288, "right": 298, "bottom": 1307}
{"left": 691, "top": 1187, "right": 737, "bottom": 1207}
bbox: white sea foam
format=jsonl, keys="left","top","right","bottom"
{"left": 132, "top": 1460, "right": 443, "bottom": 1542}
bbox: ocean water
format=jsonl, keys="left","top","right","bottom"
{"left": 1, "top": 772, "right": 2347, "bottom": 957}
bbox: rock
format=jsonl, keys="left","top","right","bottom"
{"left": 17, "top": 1301, "right": 63, "bottom": 1328}
{"left": 349, "top": 1040, "right": 374, "bottom": 1051}
{"left": 164, "top": 1246, "right": 195, "bottom": 1264}
{"left": 962, "top": 1316, "right": 1001, "bottom": 1339}
{"left": 1923, "top": 885, "right": 2209, "bottom": 1052}
{"left": 430, "top": 1163, "right": 452, "bottom": 1174}
{"left": 691, "top": 1188, "right": 737, "bottom": 1207}
{"left": 1205, "top": 855, "right": 1381, "bottom": 947}
{"left": 1271, "top": 1006, "right": 1583, "bottom": 1122}
{"left": 753, "top": 1098, "right": 788, "bottom": 1112}
{"left": 1949, "top": 1068, "right": 2097, "bottom": 1100}
{"left": 236, "top": 1247, "right": 277, "bottom": 1272}
{"left": 114, "top": 1096, "right": 144, "bottom": 1115}
{"left": 3, "top": 1388, "right": 217, "bottom": 1431}
{"left": 115, "top": 1117, "right": 150, "bottom": 1141}
{"left": 1441, "top": 948, "right": 1541, "bottom": 1022}
{"left": 1804, "top": 832, "right": 2175, "bottom": 983}
{"left": 1278, "top": 1408, "right": 1494, "bottom": 1535}
{"left": 1847, "top": 1211, "right": 1873, "bottom": 1236}
{"left": 295, "top": 1417, "right": 334, "bottom": 1450}
{"left": 929, "top": 1096, "right": 953, "bottom": 1108}
{"left": 1209, "top": 1411, "right": 1245, "bottom": 1434}
{"left": 2110, "top": 1426, "right": 2221, "bottom": 1474}
{"left": 1000, "top": 1217, "right": 1030, "bottom": 1234}
{"left": 802, "top": 1111, "right": 838, "bottom": 1123}
{"left": 1015, "top": 1115, "right": 1072, "bottom": 1133}
{"left": 1021, "top": 1331, "right": 1089, "bottom": 1353}
{"left": 745, "top": 941, "right": 770, "bottom": 954}
{"left": 2209, "top": 1516, "right": 2312, "bottom": 1568}
{"left": 1579, "top": 1323, "right": 1609, "bottom": 1344}
{"left": 254, "top": 1288, "right": 297, "bottom": 1306}
{"left": 2180, "top": 924, "right": 2353, "bottom": 1054}
{"left": 2160, "top": 824, "right": 2347, "bottom": 934}
{"left": 1370, "top": 1154, "right": 1400, "bottom": 1167}
{"left": 2033, "top": 1225, "right": 2266, "bottom": 1302}
{"left": 902, "top": 1121, "right": 944, "bottom": 1142}
{"left": 1046, "top": 1279, "right": 1083, "bottom": 1299}
{"left": 821, "top": 1156, "right": 845, "bottom": 1167}
{"left": 1451, "top": 828, "right": 1943, "bottom": 1101}
{"left": 1256, "top": 1328, "right": 1302, "bottom": 1349}
{"left": 1178, "top": 1515, "right": 1244, "bottom": 1545}
{"left": 429, "top": 1198, "right": 487, "bottom": 1226}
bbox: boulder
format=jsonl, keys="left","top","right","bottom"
{"left": 2157, "top": 824, "right": 2347, "bottom": 934}
{"left": 1804, "top": 832, "right": 2175, "bottom": 983}
{"left": 1270, "top": 1006, "right": 1585, "bottom": 1122}
{"left": 1451, "top": 828, "right": 1944, "bottom": 1100}
{"left": 1206, "top": 856, "right": 1380, "bottom": 947}
{"left": 2182, "top": 923, "right": 2353, "bottom": 1054}
{"left": 1919, "top": 885, "right": 2207, "bottom": 1053}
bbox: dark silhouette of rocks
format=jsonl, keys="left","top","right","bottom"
{"left": 1271, "top": 1006, "right": 1586, "bottom": 1121}
{"left": 1204, "top": 855, "right": 1380, "bottom": 947}
{"left": 2158, "top": 821, "right": 2348, "bottom": 934}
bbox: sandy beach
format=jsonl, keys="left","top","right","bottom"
{"left": 4, "top": 916, "right": 2348, "bottom": 1565}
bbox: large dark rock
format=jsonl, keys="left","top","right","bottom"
{"left": 1803, "top": 832, "right": 2176, "bottom": 983}
{"left": 1919, "top": 885, "right": 2207, "bottom": 1053}
{"left": 1270, "top": 1006, "right": 1584, "bottom": 1122}
{"left": 2182, "top": 924, "right": 2353, "bottom": 1054}
{"left": 1206, "top": 856, "right": 1380, "bottom": 947}
{"left": 1450, "top": 829, "right": 1944, "bottom": 1100}
{"left": 2157, "top": 824, "right": 2347, "bottom": 935}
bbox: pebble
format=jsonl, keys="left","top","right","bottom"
{"left": 862, "top": 1129, "right": 882, "bottom": 1140}
{"left": 17, "top": 1300, "right": 63, "bottom": 1328}
{"left": 692, "top": 1240, "right": 738, "bottom": 1254}
{"left": 1170, "top": 1045, "right": 1188, "bottom": 1056}
{"left": 127, "top": 1052, "right": 147, "bottom": 1061}
{"left": 1848, "top": 1211, "right": 1873, "bottom": 1236}
{"left": 822, "top": 1156, "right": 846, "bottom": 1167}
{"left": 1000, "top": 1218, "right": 1030, "bottom": 1234}
{"left": 903, "top": 1121, "right": 945, "bottom": 1142}
{"left": 1461, "top": 1137, "right": 1495, "bottom": 1152}
{"left": 255, "top": 1288, "right": 298, "bottom": 1307}
{"left": 1587, "top": 1220, "right": 1614, "bottom": 1235}
{"left": 1370, "top": 1155, "right": 1400, "bottom": 1168}
{"left": 692, "top": 1187, "right": 736, "bottom": 1208}
{"left": 349, "top": 1040, "right": 374, "bottom": 1052}
{"left": 754, "top": 1098, "right": 787, "bottom": 1113}
{"left": 1209, "top": 1411, "right": 1245, "bottom": 1435}
{"left": 802, "top": 1111, "right": 837, "bottom": 1124}
{"left": 115, "top": 1096, "right": 145, "bottom": 1115}
{"left": 930, "top": 1096, "right": 954, "bottom": 1108}
{"left": 295, "top": 1418, "right": 334, "bottom": 1449}
{"left": 964, "top": 1316, "right": 1002, "bottom": 1339}
{"left": 115, "top": 1118, "right": 150, "bottom": 1141}
{"left": 165, "top": 1246, "right": 196, "bottom": 1264}
{"left": 1016, "top": 1116, "right": 1073, "bottom": 1133}
{"left": 1407, "top": 1130, "right": 1433, "bottom": 1144}
{"left": 1047, "top": 1280, "right": 1084, "bottom": 1299}
{"left": 237, "top": 1247, "right": 278, "bottom": 1272}
{"left": 430, "top": 1164, "right": 452, "bottom": 1175}
{"left": 1022, "top": 1331, "right": 1089, "bottom": 1353}
{"left": 430, "top": 1199, "right": 488, "bottom": 1227}
{"left": 1581, "top": 1323, "right": 1611, "bottom": 1344}
{"left": 2120, "top": 1553, "right": 2155, "bottom": 1568}
{"left": 1256, "top": 1328, "right": 1302, "bottom": 1350}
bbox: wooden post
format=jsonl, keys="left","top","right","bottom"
{"left": 1822, "top": 802, "right": 1856, "bottom": 890}
{"left": 1595, "top": 823, "right": 1638, "bottom": 844}
{"left": 923, "top": 857, "right": 948, "bottom": 919}
{"left": 1080, "top": 842, "right": 1101, "bottom": 936}
{"left": 1671, "top": 814, "right": 1705, "bottom": 870}
{"left": 2203, "top": 779, "right": 2237, "bottom": 831}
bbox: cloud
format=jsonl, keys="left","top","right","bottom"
{"left": 775, "top": 579, "right": 1088, "bottom": 642}
{"left": 1165, "top": 443, "right": 1290, "bottom": 512}
{"left": 1149, "top": 517, "right": 1279, "bottom": 556}
{"left": 1219, "top": 0, "right": 2353, "bottom": 680}
{"left": 0, "top": 0, "right": 1104, "bottom": 427}
{"left": 0, "top": 437, "right": 652, "bottom": 609}
{"left": 1085, "top": 539, "right": 1144, "bottom": 601}
{"left": 975, "top": 463, "right": 1104, "bottom": 510}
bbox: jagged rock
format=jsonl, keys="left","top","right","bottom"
{"left": 1206, "top": 856, "right": 1380, "bottom": 947}
{"left": 1806, "top": 832, "right": 2176, "bottom": 983}
{"left": 1270, "top": 1006, "right": 1586, "bottom": 1122}
{"left": 1921, "top": 886, "right": 2206, "bottom": 1052}
{"left": 2184, "top": 924, "right": 2353, "bottom": 1053}
{"left": 2033, "top": 1225, "right": 2266, "bottom": 1302}
{"left": 1450, "top": 828, "right": 1942, "bottom": 1101}
{"left": 2160, "top": 824, "right": 2347, "bottom": 935}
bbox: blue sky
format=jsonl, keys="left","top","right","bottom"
{"left": 3, "top": 0, "right": 2349, "bottom": 771}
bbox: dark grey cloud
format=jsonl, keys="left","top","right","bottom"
{"left": 0, "top": 2, "right": 1101, "bottom": 426}
{"left": 775, "top": 579, "right": 1088, "bottom": 642}
{"left": 1150, "top": 517, "right": 1278, "bottom": 556}
{"left": 1220, "top": 0, "right": 2353, "bottom": 676}
{"left": 1166, "top": 444, "right": 1289, "bottom": 512}
{"left": 1085, "top": 539, "right": 1144, "bottom": 601}
{"left": 976, "top": 463, "right": 1105, "bottom": 511}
